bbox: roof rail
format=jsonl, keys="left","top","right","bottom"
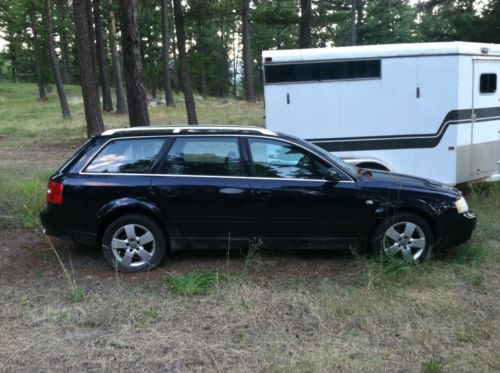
{"left": 101, "top": 125, "right": 276, "bottom": 136}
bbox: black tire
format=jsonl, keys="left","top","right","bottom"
{"left": 370, "top": 213, "right": 433, "bottom": 262}
{"left": 101, "top": 214, "right": 167, "bottom": 273}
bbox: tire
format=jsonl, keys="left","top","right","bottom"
{"left": 101, "top": 214, "right": 167, "bottom": 273}
{"left": 370, "top": 213, "right": 433, "bottom": 262}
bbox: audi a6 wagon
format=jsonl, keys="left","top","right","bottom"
{"left": 40, "top": 125, "right": 476, "bottom": 272}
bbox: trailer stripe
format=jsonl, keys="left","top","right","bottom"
{"left": 307, "top": 106, "right": 500, "bottom": 151}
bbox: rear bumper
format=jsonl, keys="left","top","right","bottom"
{"left": 40, "top": 208, "right": 68, "bottom": 237}
{"left": 40, "top": 208, "right": 98, "bottom": 247}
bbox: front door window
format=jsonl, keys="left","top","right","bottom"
{"left": 248, "top": 138, "right": 328, "bottom": 179}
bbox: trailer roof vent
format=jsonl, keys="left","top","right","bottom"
{"left": 481, "top": 47, "right": 489, "bottom": 54}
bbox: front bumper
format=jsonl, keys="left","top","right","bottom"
{"left": 438, "top": 210, "right": 477, "bottom": 248}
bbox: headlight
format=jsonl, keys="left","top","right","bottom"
{"left": 455, "top": 196, "right": 469, "bottom": 214}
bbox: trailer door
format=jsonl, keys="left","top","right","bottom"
{"left": 471, "top": 59, "right": 500, "bottom": 178}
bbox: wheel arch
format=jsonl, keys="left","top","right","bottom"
{"left": 356, "top": 162, "right": 390, "bottom": 171}
{"left": 342, "top": 157, "right": 391, "bottom": 171}
{"left": 370, "top": 206, "right": 440, "bottom": 245}
{"left": 97, "top": 204, "right": 169, "bottom": 246}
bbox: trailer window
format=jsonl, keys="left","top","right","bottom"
{"left": 264, "top": 59, "right": 381, "bottom": 84}
{"left": 480, "top": 73, "right": 496, "bottom": 94}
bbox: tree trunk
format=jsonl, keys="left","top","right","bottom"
{"left": 299, "top": 0, "right": 312, "bottom": 48}
{"left": 55, "top": 0, "right": 71, "bottom": 84}
{"left": 356, "top": 0, "right": 363, "bottom": 44}
{"left": 44, "top": 0, "right": 71, "bottom": 118}
{"left": 107, "top": 0, "right": 127, "bottom": 114}
{"left": 242, "top": 0, "right": 255, "bottom": 102}
{"left": 73, "top": 0, "right": 105, "bottom": 136}
{"left": 93, "top": 0, "right": 114, "bottom": 112}
{"left": 29, "top": 9, "right": 48, "bottom": 101}
{"left": 86, "top": 0, "right": 98, "bottom": 79}
{"left": 172, "top": 0, "right": 198, "bottom": 125}
{"left": 351, "top": 0, "right": 357, "bottom": 46}
{"left": 161, "top": 0, "right": 175, "bottom": 107}
{"left": 119, "top": 0, "right": 150, "bottom": 126}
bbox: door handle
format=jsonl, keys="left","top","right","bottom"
{"left": 219, "top": 188, "right": 244, "bottom": 195}
{"left": 156, "top": 186, "right": 179, "bottom": 198}
{"left": 255, "top": 190, "right": 272, "bottom": 200}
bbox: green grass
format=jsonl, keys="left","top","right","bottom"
{"left": 66, "top": 286, "right": 86, "bottom": 303}
{"left": 11, "top": 170, "right": 53, "bottom": 228}
{"left": 0, "top": 82, "right": 264, "bottom": 147}
{"left": 165, "top": 271, "right": 226, "bottom": 295}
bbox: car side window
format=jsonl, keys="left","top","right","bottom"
{"left": 248, "top": 138, "right": 329, "bottom": 179}
{"left": 160, "top": 137, "right": 243, "bottom": 176}
{"left": 85, "top": 138, "right": 165, "bottom": 173}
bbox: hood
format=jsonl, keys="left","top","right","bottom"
{"left": 359, "top": 170, "right": 461, "bottom": 198}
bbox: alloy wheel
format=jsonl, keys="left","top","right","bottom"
{"left": 382, "top": 221, "right": 426, "bottom": 261}
{"left": 110, "top": 223, "right": 156, "bottom": 268}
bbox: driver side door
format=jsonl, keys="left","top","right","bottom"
{"left": 246, "top": 137, "right": 365, "bottom": 249}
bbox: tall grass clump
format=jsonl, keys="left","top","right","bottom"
{"left": 166, "top": 271, "right": 226, "bottom": 296}
{"left": 421, "top": 358, "right": 444, "bottom": 373}
{"left": 358, "top": 255, "right": 444, "bottom": 290}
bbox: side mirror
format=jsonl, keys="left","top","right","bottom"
{"left": 324, "top": 168, "right": 341, "bottom": 183}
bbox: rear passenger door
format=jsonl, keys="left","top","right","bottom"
{"left": 151, "top": 136, "right": 253, "bottom": 248}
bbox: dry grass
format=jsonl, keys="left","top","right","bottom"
{"left": 1, "top": 267, "right": 499, "bottom": 371}
{"left": 0, "top": 83, "right": 499, "bottom": 372}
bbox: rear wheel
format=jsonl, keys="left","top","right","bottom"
{"left": 371, "top": 213, "right": 433, "bottom": 262}
{"left": 102, "top": 214, "right": 166, "bottom": 272}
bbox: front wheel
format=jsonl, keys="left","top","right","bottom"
{"left": 370, "top": 213, "right": 433, "bottom": 262}
{"left": 102, "top": 214, "right": 167, "bottom": 272}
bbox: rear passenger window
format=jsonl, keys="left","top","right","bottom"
{"left": 85, "top": 138, "right": 165, "bottom": 173}
{"left": 161, "top": 137, "right": 242, "bottom": 176}
{"left": 480, "top": 73, "right": 496, "bottom": 94}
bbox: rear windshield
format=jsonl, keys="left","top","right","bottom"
{"left": 85, "top": 138, "right": 165, "bottom": 174}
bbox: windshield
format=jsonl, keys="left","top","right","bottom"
{"left": 279, "top": 133, "right": 359, "bottom": 177}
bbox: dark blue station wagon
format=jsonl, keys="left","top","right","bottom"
{"left": 40, "top": 126, "right": 476, "bottom": 272}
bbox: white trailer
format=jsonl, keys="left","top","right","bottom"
{"left": 262, "top": 42, "right": 500, "bottom": 185}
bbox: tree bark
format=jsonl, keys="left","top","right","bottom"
{"left": 242, "top": 0, "right": 255, "bottom": 102}
{"left": 55, "top": 0, "right": 71, "bottom": 84}
{"left": 119, "top": 0, "right": 150, "bottom": 126}
{"left": 29, "top": 8, "right": 48, "bottom": 101}
{"left": 172, "top": 0, "right": 198, "bottom": 125}
{"left": 93, "top": 0, "right": 114, "bottom": 112}
{"left": 107, "top": 0, "right": 127, "bottom": 114}
{"left": 161, "top": 0, "right": 175, "bottom": 107}
{"left": 299, "top": 0, "right": 312, "bottom": 48}
{"left": 73, "top": 0, "right": 105, "bottom": 136}
{"left": 44, "top": 0, "right": 71, "bottom": 118}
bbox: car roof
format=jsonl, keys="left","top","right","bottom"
{"left": 101, "top": 125, "right": 277, "bottom": 137}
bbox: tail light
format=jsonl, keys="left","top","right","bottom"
{"left": 47, "top": 180, "right": 64, "bottom": 205}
